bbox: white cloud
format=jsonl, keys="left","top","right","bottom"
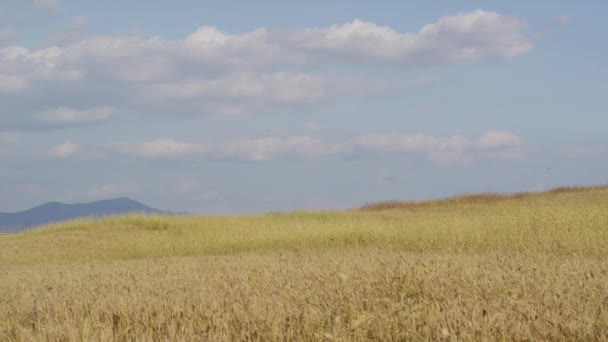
{"left": 352, "top": 132, "right": 472, "bottom": 164}
{"left": 0, "top": 9, "right": 533, "bottom": 129}
{"left": 183, "top": 26, "right": 289, "bottom": 69}
{"left": 556, "top": 16, "right": 570, "bottom": 25}
{"left": 417, "top": 10, "right": 532, "bottom": 60}
{"left": 139, "top": 72, "right": 328, "bottom": 112}
{"left": 112, "top": 139, "right": 203, "bottom": 159}
{"left": 106, "top": 130, "right": 525, "bottom": 164}
{"left": 287, "top": 10, "right": 531, "bottom": 63}
{"left": 1, "top": 10, "right": 533, "bottom": 71}
{"left": 0, "top": 45, "right": 84, "bottom": 95}
{"left": 35, "top": 106, "right": 114, "bottom": 126}
{"left": 351, "top": 130, "right": 524, "bottom": 164}
{"left": 112, "top": 136, "right": 338, "bottom": 161}
{"left": 214, "top": 136, "right": 340, "bottom": 161}
{"left": 50, "top": 140, "right": 78, "bottom": 158}
{"left": 474, "top": 130, "right": 523, "bottom": 161}
{"left": 476, "top": 130, "right": 521, "bottom": 149}
{"left": 85, "top": 181, "right": 137, "bottom": 199}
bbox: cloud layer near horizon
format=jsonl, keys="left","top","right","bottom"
{"left": 50, "top": 130, "right": 524, "bottom": 165}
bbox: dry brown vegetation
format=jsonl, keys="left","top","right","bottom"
{"left": 1, "top": 185, "right": 608, "bottom": 341}
{"left": 359, "top": 184, "right": 608, "bottom": 211}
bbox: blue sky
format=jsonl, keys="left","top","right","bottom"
{"left": 0, "top": 1, "right": 606, "bottom": 213}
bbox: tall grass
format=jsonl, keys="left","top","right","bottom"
{"left": 2, "top": 185, "right": 608, "bottom": 266}
{"left": 1, "top": 185, "right": 607, "bottom": 340}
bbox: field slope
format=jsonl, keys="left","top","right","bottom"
{"left": 1, "top": 186, "right": 608, "bottom": 340}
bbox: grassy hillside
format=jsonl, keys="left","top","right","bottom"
{"left": 1, "top": 186, "right": 608, "bottom": 340}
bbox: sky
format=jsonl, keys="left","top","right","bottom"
{"left": 0, "top": 0, "right": 607, "bottom": 213}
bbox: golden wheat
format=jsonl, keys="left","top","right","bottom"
{"left": 1, "top": 186, "right": 608, "bottom": 340}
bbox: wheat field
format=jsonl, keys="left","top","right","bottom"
{"left": 1, "top": 186, "right": 608, "bottom": 340}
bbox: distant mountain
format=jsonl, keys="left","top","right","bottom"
{"left": 0, "top": 198, "right": 167, "bottom": 233}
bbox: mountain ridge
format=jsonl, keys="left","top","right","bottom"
{"left": 0, "top": 197, "right": 167, "bottom": 233}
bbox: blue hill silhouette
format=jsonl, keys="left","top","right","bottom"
{"left": 0, "top": 197, "right": 166, "bottom": 233}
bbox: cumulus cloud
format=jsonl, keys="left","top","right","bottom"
{"left": 473, "top": 130, "right": 523, "bottom": 161}
{"left": 287, "top": 10, "right": 531, "bottom": 63}
{"left": 35, "top": 106, "right": 114, "bottom": 127}
{"left": 352, "top": 132, "right": 472, "bottom": 164}
{"left": 139, "top": 72, "right": 328, "bottom": 115}
{"left": 0, "top": 45, "right": 84, "bottom": 96}
{"left": 476, "top": 130, "right": 521, "bottom": 149}
{"left": 85, "top": 181, "right": 137, "bottom": 199}
{"left": 0, "top": 9, "right": 533, "bottom": 128}
{"left": 183, "top": 26, "right": 290, "bottom": 69}
{"left": 2, "top": 9, "right": 532, "bottom": 69}
{"left": 556, "top": 16, "right": 570, "bottom": 25}
{"left": 106, "top": 130, "right": 524, "bottom": 164}
{"left": 351, "top": 130, "right": 524, "bottom": 164}
{"left": 110, "top": 136, "right": 336, "bottom": 161}
{"left": 50, "top": 140, "right": 78, "bottom": 158}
